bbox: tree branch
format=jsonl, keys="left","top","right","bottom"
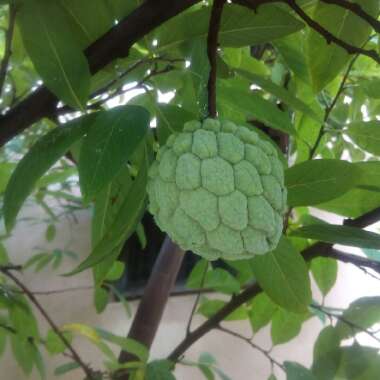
{"left": 117, "top": 237, "right": 184, "bottom": 379}
{"left": 0, "top": 267, "right": 94, "bottom": 379}
{"left": 168, "top": 206, "right": 380, "bottom": 361}
{"left": 207, "top": 0, "right": 226, "bottom": 117}
{"left": 320, "top": 0, "right": 380, "bottom": 33}
{"left": 285, "top": 0, "right": 380, "bottom": 64}
{"left": 0, "top": 4, "right": 17, "bottom": 99}
{"left": 0, "top": 0, "right": 200, "bottom": 147}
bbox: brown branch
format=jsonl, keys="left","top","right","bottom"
{"left": 168, "top": 206, "right": 380, "bottom": 361}
{"left": 117, "top": 237, "right": 184, "bottom": 378}
{"left": 285, "top": 0, "right": 380, "bottom": 64}
{"left": 0, "top": 0, "right": 200, "bottom": 147}
{"left": 320, "top": 0, "right": 380, "bottom": 33}
{"left": 207, "top": 0, "right": 226, "bottom": 118}
{"left": 0, "top": 4, "right": 17, "bottom": 98}
{"left": 0, "top": 267, "right": 95, "bottom": 379}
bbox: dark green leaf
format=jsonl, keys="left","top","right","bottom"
{"left": 3, "top": 113, "right": 96, "bottom": 231}
{"left": 291, "top": 224, "right": 380, "bottom": 250}
{"left": 312, "top": 326, "right": 342, "bottom": 380}
{"left": 79, "top": 105, "right": 150, "bottom": 199}
{"left": 236, "top": 69, "right": 321, "bottom": 122}
{"left": 155, "top": 4, "right": 304, "bottom": 51}
{"left": 218, "top": 80, "right": 296, "bottom": 135}
{"left": 335, "top": 296, "right": 380, "bottom": 339}
{"left": 67, "top": 160, "right": 148, "bottom": 275}
{"left": 251, "top": 237, "right": 312, "bottom": 313}
{"left": 285, "top": 361, "right": 317, "bottom": 380}
{"left": 156, "top": 104, "right": 195, "bottom": 145}
{"left": 285, "top": 159, "right": 362, "bottom": 207}
{"left": 146, "top": 360, "right": 175, "bottom": 380}
{"left": 18, "top": 0, "right": 91, "bottom": 109}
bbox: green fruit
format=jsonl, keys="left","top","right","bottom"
{"left": 147, "top": 118, "right": 287, "bottom": 260}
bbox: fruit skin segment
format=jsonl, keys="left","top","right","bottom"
{"left": 147, "top": 118, "right": 287, "bottom": 260}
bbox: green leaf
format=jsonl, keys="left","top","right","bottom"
{"left": 291, "top": 224, "right": 380, "bottom": 250}
{"left": 45, "top": 224, "right": 56, "bottom": 242}
{"left": 236, "top": 69, "right": 321, "bottom": 122}
{"left": 155, "top": 4, "right": 304, "bottom": 51}
{"left": 91, "top": 167, "right": 133, "bottom": 284}
{"left": 79, "top": 105, "right": 150, "bottom": 199}
{"left": 11, "top": 337, "right": 35, "bottom": 375}
{"left": 284, "top": 361, "right": 317, "bottom": 380}
{"left": 156, "top": 104, "right": 196, "bottom": 145}
{"left": 249, "top": 293, "right": 278, "bottom": 333}
{"left": 340, "top": 344, "right": 380, "bottom": 380}
{"left": 17, "top": 0, "right": 91, "bottom": 109}
{"left": 361, "top": 78, "right": 380, "bottom": 99}
{"left": 204, "top": 268, "right": 240, "bottom": 295}
{"left": 186, "top": 259, "right": 209, "bottom": 289}
{"left": 3, "top": 113, "right": 96, "bottom": 231}
{"left": 0, "top": 163, "right": 15, "bottom": 194}
{"left": 345, "top": 120, "right": 380, "bottom": 156}
{"left": 54, "top": 362, "right": 81, "bottom": 376}
{"left": 94, "top": 287, "right": 109, "bottom": 314}
{"left": 312, "top": 326, "right": 342, "bottom": 380}
{"left": 285, "top": 159, "right": 361, "bottom": 207}
{"left": 105, "top": 261, "right": 125, "bottom": 281}
{"left": 251, "top": 237, "right": 312, "bottom": 313}
{"left": 198, "top": 299, "right": 247, "bottom": 321}
{"left": 310, "top": 257, "right": 338, "bottom": 296}
{"left": 218, "top": 80, "right": 296, "bottom": 135}
{"left": 45, "top": 330, "right": 68, "bottom": 355}
{"left": 317, "top": 161, "right": 380, "bottom": 217}
{"left": 60, "top": 0, "right": 114, "bottom": 48}
{"left": 335, "top": 297, "right": 380, "bottom": 339}
{"left": 306, "top": 0, "right": 379, "bottom": 91}
{"left": 67, "top": 160, "right": 148, "bottom": 275}
{"left": 271, "top": 308, "right": 308, "bottom": 345}
{"left": 146, "top": 360, "right": 175, "bottom": 380}
{"left": 96, "top": 328, "right": 148, "bottom": 362}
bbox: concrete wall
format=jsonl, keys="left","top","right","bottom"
{"left": 2, "top": 204, "right": 380, "bottom": 380}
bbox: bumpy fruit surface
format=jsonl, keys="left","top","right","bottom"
{"left": 147, "top": 118, "right": 287, "bottom": 260}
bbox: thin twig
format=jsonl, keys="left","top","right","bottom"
{"left": 216, "top": 326, "right": 285, "bottom": 371}
{"left": 0, "top": 4, "right": 17, "bottom": 98}
{"left": 308, "top": 54, "right": 358, "bottom": 159}
{"left": 320, "top": 0, "right": 380, "bottom": 33}
{"left": 285, "top": 0, "right": 380, "bottom": 64}
{"left": 311, "top": 304, "right": 380, "bottom": 344}
{"left": 185, "top": 262, "right": 208, "bottom": 336}
{"left": 0, "top": 267, "right": 95, "bottom": 379}
{"left": 207, "top": 0, "right": 226, "bottom": 118}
